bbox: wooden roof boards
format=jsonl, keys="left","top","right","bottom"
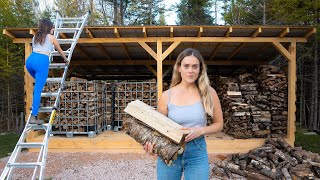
{"left": 3, "top": 26, "right": 316, "bottom": 79}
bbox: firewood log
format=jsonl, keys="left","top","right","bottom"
{"left": 123, "top": 117, "right": 184, "bottom": 165}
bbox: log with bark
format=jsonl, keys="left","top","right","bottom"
{"left": 123, "top": 117, "right": 185, "bottom": 165}
{"left": 213, "top": 138, "right": 320, "bottom": 179}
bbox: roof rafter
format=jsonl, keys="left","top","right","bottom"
{"left": 86, "top": 28, "right": 112, "bottom": 60}
{"left": 59, "top": 33, "right": 90, "bottom": 59}
{"left": 115, "top": 27, "right": 131, "bottom": 60}
{"left": 228, "top": 43, "right": 247, "bottom": 60}
{"left": 209, "top": 43, "right": 222, "bottom": 60}
{"left": 279, "top": 27, "right": 289, "bottom": 37}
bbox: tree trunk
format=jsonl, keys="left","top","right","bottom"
{"left": 113, "top": 0, "right": 118, "bottom": 25}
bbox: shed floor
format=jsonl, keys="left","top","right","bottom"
{"left": 30, "top": 131, "right": 266, "bottom": 153}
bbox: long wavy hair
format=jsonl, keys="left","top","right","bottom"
{"left": 34, "top": 20, "right": 53, "bottom": 45}
{"left": 171, "top": 48, "right": 214, "bottom": 117}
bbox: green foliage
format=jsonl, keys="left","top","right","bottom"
{"left": 125, "top": 0, "right": 166, "bottom": 25}
{"left": 0, "top": 133, "right": 20, "bottom": 158}
{"left": 54, "top": 0, "right": 101, "bottom": 26}
{"left": 175, "top": 0, "right": 215, "bottom": 25}
{"left": 221, "top": 0, "right": 320, "bottom": 25}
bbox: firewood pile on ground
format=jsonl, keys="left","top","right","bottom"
{"left": 213, "top": 138, "right": 320, "bottom": 179}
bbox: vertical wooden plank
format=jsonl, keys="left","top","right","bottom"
{"left": 287, "top": 40, "right": 296, "bottom": 146}
{"left": 157, "top": 40, "right": 163, "bottom": 99}
{"left": 24, "top": 42, "right": 35, "bottom": 141}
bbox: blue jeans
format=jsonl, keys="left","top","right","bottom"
{"left": 26, "top": 52, "right": 49, "bottom": 116}
{"left": 157, "top": 136, "right": 209, "bottom": 180}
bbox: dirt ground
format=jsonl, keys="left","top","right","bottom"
{"left": 0, "top": 152, "right": 241, "bottom": 179}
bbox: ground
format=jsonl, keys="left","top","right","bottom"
{"left": 0, "top": 152, "right": 241, "bottom": 179}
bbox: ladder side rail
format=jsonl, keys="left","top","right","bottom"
{"left": 39, "top": 120, "right": 53, "bottom": 180}
{"left": 0, "top": 115, "right": 32, "bottom": 179}
{"left": 67, "top": 12, "right": 90, "bottom": 62}
{"left": 53, "top": 66, "right": 69, "bottom": 108}
{"left": 33, "top": 144, "right": 45, "bottom": 180}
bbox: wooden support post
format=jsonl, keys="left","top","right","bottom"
{"left": 157, "top": 40, "right": 163, "bottom": 99}
{"left": 287, "top": 40, "right": 296, "bottom": 146}
{"left": 24, "top": 42, "right": 35, "bottom": 141}
{"left": 273, "top": 40, "right": 296, "bottom": 146}
{"left": 124, "top": 100, "right": 187, "bottom": 144}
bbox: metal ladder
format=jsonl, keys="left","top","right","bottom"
{"left": 0, "top": 11, "right": 90, "bottom": 180}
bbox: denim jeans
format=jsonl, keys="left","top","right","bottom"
{"left": 157, "top": 136, "right": 209, "bottom": 180}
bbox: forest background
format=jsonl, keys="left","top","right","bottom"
{"left": 0, "top": 0, "right": 319, "bottom": 133}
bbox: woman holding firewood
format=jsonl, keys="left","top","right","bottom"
{"left": 144, "top": 48, "right": 224, "bottom": 180}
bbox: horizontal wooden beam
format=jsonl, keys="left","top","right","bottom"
{"left": 3, "top": 29, "right": 15, "bottom": 38}
{"left": 71, "top": 59, "right": 269, "bottom": 66}
{"left": 12, "top": 37, "right": 308, "bottom": 44}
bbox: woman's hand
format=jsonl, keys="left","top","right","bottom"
{"left": 182, "top": 127, "right": 205, "bottom": 142}
{"left": 143, "top": 141, "right": 158, "bottom": 157}
{"left": 64, "top": 57, "right": 70, "bottom": 64}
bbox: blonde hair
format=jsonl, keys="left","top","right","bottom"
{"left": 171, "top": 48, "right": 214, "bottom": 117}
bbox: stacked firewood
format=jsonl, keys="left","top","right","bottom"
{"left": 256, "top": 65, "right": 288, "bottom": 137}
{"left": 215, "top": 65, "right": 287, "bottom": 139}
{"left": 43, "top": 81, "right": 106, "bottom": 133}
{"left": 214, "top": 138, "right": 320, "bottom": 179}
{"left": 217, "top": 76, "right": 253, "bottom": 138}
{"left": 113, "top": 81, "right": 157, "bottom": 127}
{"left": 240, "top": 73, "right": 272, "bottom": 138}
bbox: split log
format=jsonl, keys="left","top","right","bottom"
{"left": 124, "top": 100, "right": 187, "bottom": 144}
{"left": 123, "top": 117, "right": 184, "bottom": 165}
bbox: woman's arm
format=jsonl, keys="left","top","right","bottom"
{"left": 202, "top": 87, "right": 224, "bottom": 135}
{"left": 156, "top": 90, "right": 169, "bottom": 116}
{"left": 48, "top": 34, "right": 68, "bottom": 63}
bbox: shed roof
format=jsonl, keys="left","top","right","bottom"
{"left": 3, "top": 26, "right": 316, "bottom": 80}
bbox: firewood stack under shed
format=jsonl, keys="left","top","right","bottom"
{"left": 213, "top": 138, "right": 320, "bottom": 179}
{"left": 215, "top": 65, "right": 287, "bottom": 139}
{"left": 256, "top": 65, "right": 288, "bottom": 138}
{"left": 43, "top": 80, "right": 106, "bottom": 135}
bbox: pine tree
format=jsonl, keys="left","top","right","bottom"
{"left": 175, "top": 0, "right": 215, "bottom": 25}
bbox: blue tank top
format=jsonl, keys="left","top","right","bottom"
{"left": 32, "top": 34, "right": 53, "bottom": 54}
{"left": 167, "top": 90, "right": 207, "bottom": 128}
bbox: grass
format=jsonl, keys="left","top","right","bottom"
{"left": 0, "top": 133, "right": 20, "bottom": 158}
{"left": 295, "top": 127, "right": 320, "bottom": 154}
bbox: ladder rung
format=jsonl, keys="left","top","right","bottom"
{"left": 17, "top": 142, "right": 44, "bottom": 148}
{"left": 51, "top": 51, "right": 70, "bottom": 56}
{"left": 7, "top": 162, "right": 42, "bottom": 168}
{"left": 41, "top": 91, "right": 59, "bottom": 97}
{"left": 49, "top": 63, "right": 67, "bottom": 69}
{"left": 55, "top": 28, "right": 81, "bottom": 33}
{"left": 39, "top": 107, "right": 54, "bottom": 113}
{"left": 27, "top": 123, "right": 49, "bottom": 130}
{"left": 57, "top": 17, "right": 84, "bottom": 21}
{"left": 57, "top": 39, "right": 75, "bottom": 44}
{"left": 46, "top": 77, "right": 62, "bottom": 83}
